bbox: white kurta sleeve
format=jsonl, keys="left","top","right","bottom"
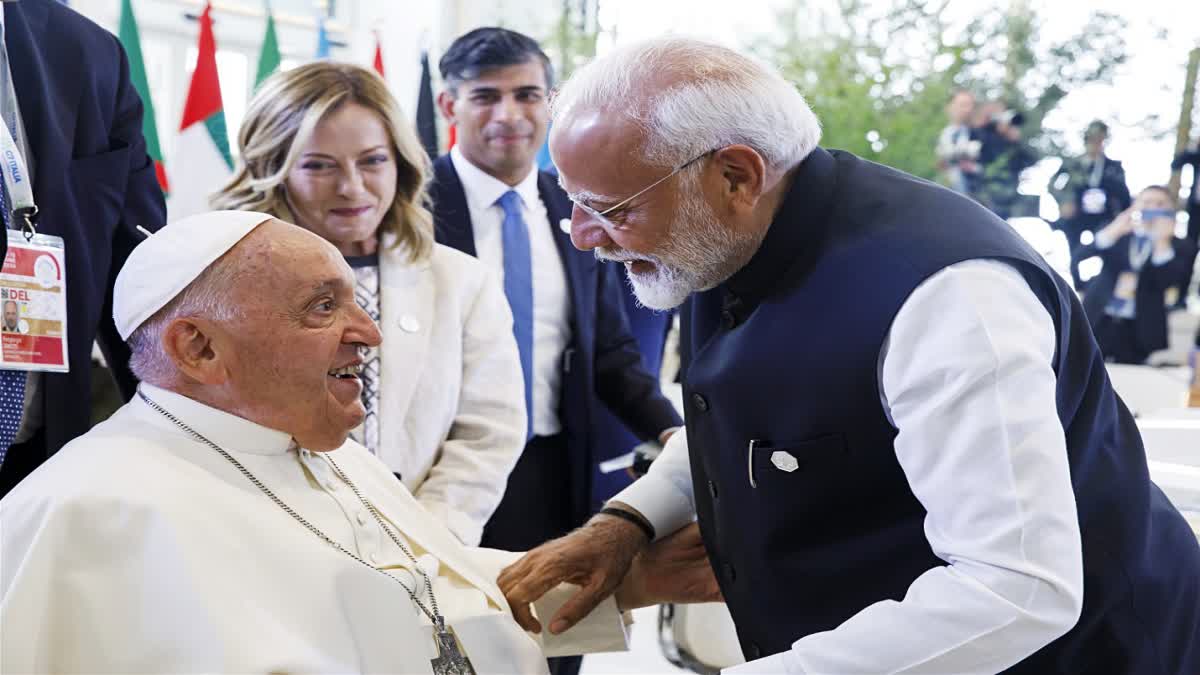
{"left": 609, "top": 426, "right": 697, "bottom": 540}
{"left": 727, "top": 260, "right": 1084, "bottom": 674}
{"left": 414, "top": 268, "right": 526, "bottom": 546}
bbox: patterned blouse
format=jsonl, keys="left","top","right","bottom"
{"left": 345, "top": 253, "right": 381, "bottom": 454}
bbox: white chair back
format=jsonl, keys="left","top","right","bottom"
{"left": 1106, "top": 365, "right": 1190, "bottom": 417}
{"left": 658, "top": 602, "right": 744, "bottom": 673}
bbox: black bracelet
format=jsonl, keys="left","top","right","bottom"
{"left": 599, "top": 507, "right": 655, "bottom": 542}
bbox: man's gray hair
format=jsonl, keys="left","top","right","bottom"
{"left": 551, "top": 37, "right": 821, "bottom": 171}
{"left": 126, "top": 255, "right": 244, "bottom": 385}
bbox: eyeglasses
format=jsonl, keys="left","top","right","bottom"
{"left": 570, "top": 148, "right": 718, "bottom": 228}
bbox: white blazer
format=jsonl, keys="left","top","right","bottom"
{"left": 375, "top": 238, "right": 526, "bottom": 545}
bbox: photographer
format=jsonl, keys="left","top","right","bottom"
{"left": 935, "top": 90, "right": 980, "bottom": 194}
{"left": 1078, "top": 185, "right": 1195, "bottom": 364}
{"left": 969, "top": 100, "right": 1037, "bottom": 219}
{"left": 1050, "top": 120, "right": 1133, "bottom": 291}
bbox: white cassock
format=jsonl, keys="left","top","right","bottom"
{"left": 0, "top": 384, "right": 628, "bottom": 674}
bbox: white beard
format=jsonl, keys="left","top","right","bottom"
{"left": 598, "top": 179, "right": 762, "bottom": 311}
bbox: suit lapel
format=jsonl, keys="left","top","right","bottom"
{"left": 431, "top": 155, "right": 478, "bottom": 256}
{"left": 538, "top": 172, "right": 593, "bottom": 321}
{"left": 376, "top": 240, "right": 434, "bottom": 451}
{"left": 6, "top": 0, "right": 72, "bottom": 204}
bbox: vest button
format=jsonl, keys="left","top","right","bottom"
{"left": 724, "top": 563, "right": 736, "bottom": 583}
{"left": 708, "top": 480, "right": 719, "bottom": 499}
{"left": 692, "top": 393, "right": 709, "bottom": 412}
{"left": 747, "top": 642, "right": 761, "bottom": 659}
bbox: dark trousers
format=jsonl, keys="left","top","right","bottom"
{"left": 1058, "top": 220, "right": 1091, "bottom": 291}
{"left": 1179, "top": 202, "right": 1200, "bottom": 304}
{"left": 480, "top": 433, "right": 581, "bottom": 675}
{"left": 1094, "top": 316, "right": 1150, "bottom": 364}
{"left": 0, "top": 427, "right": 45, "bottom": 498}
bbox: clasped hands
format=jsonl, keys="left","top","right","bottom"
{"left": 497, "top": 508, "right": 722, "bottom": 635}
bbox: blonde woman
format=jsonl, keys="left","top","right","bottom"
{"left": 213, "top": 62, "right": 524, "bottom": 545}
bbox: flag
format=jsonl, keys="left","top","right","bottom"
{"left": 254, "top": 2, "right": 281, "bottom": 88}
{"left": 415, "top": 51, "right": 438, "bottom": 159}
{"left": 168, "top": 2, "right": 233, "bottom": 219}
{"left": 448, "top": 125, "right": 456, "bottom": 150}
{"left": 117, "top": 0, "right": 168, "bottom": 194}
{"left": 316, "top": 18, "right": 331, "bottom": 58}
{"left": 372, "top": 33, "right": 385, "bottom": 77}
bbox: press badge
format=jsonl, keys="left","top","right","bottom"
{"left": 1104, "top": 271, "right": 1138, "bottom": 319}
{"left": 0, "top": 90, "right": 67, "bottom": 373}
{"left": 1081, "top": 188, "right": 1107, "bottom": 215}
{"left": 1, "top": 230, "right": 68, "bottom": 372}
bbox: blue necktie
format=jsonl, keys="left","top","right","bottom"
{"left": 496, "top": 191, "right": 534, "bottom": 441}
{"left": 0, "top": 23, "right": 28, "bottom": 464}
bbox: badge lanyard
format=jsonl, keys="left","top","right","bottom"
{"left": 0, "top": 94, "right": 68, "bottom": 373}
{"left": 1127, "top": 235, "right": 1153, "bottom": 273}
{"left": 1088, "top": 156, "right": 1105, "bottom": 189}
{"left": 0, "top": 104, "right": 36, "bottom": 238}
{"left": 1080, "top": 156, "right": 1108, "bottom": 215}
{"left": 1105, "top": 235, "right": 1154, "bottom": 320}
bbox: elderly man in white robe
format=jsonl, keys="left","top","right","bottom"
{"left": 0, "top": 211, "right": 718, "bottom": 674}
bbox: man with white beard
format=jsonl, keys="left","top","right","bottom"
{"left": 0, "top": 211, "right": 719, "bottom": 674}
{"left": 497, "top": 37, "right": 1200, "bottom": 674}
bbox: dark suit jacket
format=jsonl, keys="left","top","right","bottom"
{"left": 1051, "top": 154, "right": 1132, "bottom": 234}
{"left": 0, "top": 1, "right": 166, "bottom": 478}
{"left": 1079, "top": 234, "right": 1196, "bottom": 354}
{"left": 429, "top": 155, "right": 682, "bottom": 525}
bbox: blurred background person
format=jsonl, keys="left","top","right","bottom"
{"left": 968, "top": 99, "right": 1038, "bottom": 220}
{"left": 0, "top": 0, "right": 166, "bottom": 498}
{"left": 1050, "top": 120, "right": 1133, "bottom": 291}
{"left": 1170, "top": 140, "right": 1200, "bottom": 303}
{"left": 430, "top": 28, "right": 682, "bottom": 675}
{"left": 935, "top": 89, "right": 981, "bottom": 194}
{"left": 212, "top": 62, "right": 526, "bottom": 546}
{"left": 1078, "top": 185, "right": 1195, "bottom": 364}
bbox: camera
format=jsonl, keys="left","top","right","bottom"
{"left": 1136, "top": 208, "right": 1176, "bottom": 222}
{"left": 992, "top": 109, "right": 1025, "bottom": 127}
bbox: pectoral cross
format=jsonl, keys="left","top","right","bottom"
{"left": 430, "top": 623, "right": 476, "bottom": 675}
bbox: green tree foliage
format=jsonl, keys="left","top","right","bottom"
{"left": 542, "top": 0, "right": 600, "bottom": 82}
{"left": 760, "top": 0, "right": 1128, "bottom": 181}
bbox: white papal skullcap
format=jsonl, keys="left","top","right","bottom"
{"left": 114, "top": 210, "right": 275, "bottom": 340}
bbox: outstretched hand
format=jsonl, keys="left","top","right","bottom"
{"left": 498, "top": 513, "right": 648, "bottom": 635}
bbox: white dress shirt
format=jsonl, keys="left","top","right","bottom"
{"left": 451, "top": 147, "right": 572, "bottom": 437}
{"left": 616, "top": 260, "right": 1085, "bottom": 674}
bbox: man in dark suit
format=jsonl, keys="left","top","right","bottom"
{"left": 430, "top": 27, "right": 681, "bottom": 675}
{"left": 1049, "top": 120, "right": 1133, "bottom": 290}
{"left": 0, "top": 0, "right": 166, "bottom": 497}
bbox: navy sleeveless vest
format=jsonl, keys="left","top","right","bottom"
{"left": 679, "top": 148, "right": 1200, "bottom": 673}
